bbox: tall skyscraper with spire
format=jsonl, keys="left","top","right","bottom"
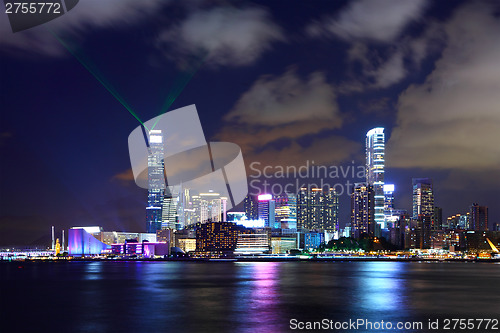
{"left": 366, "top": 128, "right": 385, "bottom": 230}
{"left": 146, "top": 130, "right": 165, "bottom": 233}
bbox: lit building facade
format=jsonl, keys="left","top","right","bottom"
{"left": 258, "top": 194, "right": 275, "bottom": 228}
{"left": 234, "top": 233, "right": 270, "bottom": 254}
{"left": 195, "top": 222, "right": 242, "bottom": 254}
{"left": 274, "top": 193, "right": 297, "bottom": 230}
{"left": 433, "top": 206, "right": 443, "bottom": 230}
{"left": 366, "top": 127, "right": 385, "bottom": 229}
{"left": 470, "top": 203, "right": 488, "bottom": 231}
{"left": 146, "top": 130, "right": 165, "bottom": 233}
{"left": 68, "top": 227, "right": 110, "bottom": 256}
{"left": 162, "top": 187, "right": 179, "bottom": 230}
{"left": 351, "top": 183, "right": 374, "bottom": 238}
{"left": 244, "top": 195, "right": 258, "bottom": 220}
{"left": 412, "top": 178, "right": 434, "bottom": 219}
{"left": 271, "top": 237, "right": 297, "bottom": 254}
{"left": 297, "top": 187, "right": 338, "bottom": 232}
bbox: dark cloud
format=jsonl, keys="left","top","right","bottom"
{"left": 225, "top": 68, "right": 340, "bottom": 126}
{"left": 157, "top": 6, "right": 284, "bottom": 67}
{"left": 387, "top": 2, "right": 500, "bottom": 170}
{"left": 307, "top": 0, "right": 428, "bottom": 43}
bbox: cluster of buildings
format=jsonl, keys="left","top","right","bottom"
{"left": 65, "top": 127, "right": 498, "bottom": 258}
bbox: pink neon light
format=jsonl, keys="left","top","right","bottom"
{"left": 258, "top": 194, "right": 272, "bottom": 201}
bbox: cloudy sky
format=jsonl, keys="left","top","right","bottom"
{"left": 1, "top": 0, "right": 499, "bottom": 245}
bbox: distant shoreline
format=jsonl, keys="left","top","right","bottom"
{"left": 2, "top": 257, "right": 499, "bottom": 263}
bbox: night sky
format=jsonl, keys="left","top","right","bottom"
{"left": 1, "top": 0, "right": 499, "bottom": 246}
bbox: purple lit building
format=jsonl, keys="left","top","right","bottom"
{"left": 68, "top": 227, "right": 110, "bottom": 256}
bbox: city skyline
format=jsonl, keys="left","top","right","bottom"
{"left": 1, "top": 0, "right": 500, "bottom": 245}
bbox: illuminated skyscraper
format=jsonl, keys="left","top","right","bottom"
{"left": 366, "top": 128, "right": 385, "bottom": 229}
{"left": 244, "top": 195, "right": 258, "bottom": 220}
{"left": 383, "top": 184, "right": 395, "bottom": 212}
{"left": 258, "top": 194, "right": 275, "bottom": 228}
{"left": 297, "top": 187, "right": 338, "bottom": 232}
{"left": 470, "top": 203, "right": 488, "bottom": 231}
{"left": 412, "top": 178, "right": 434, "bottom": 219}
{"left": 433, "top": 206, "right": 443, "bottom": 230}
{"left": 412, "top": 178, "right": 434, "bottom": 248}
{"left": 274, "top": 193, "right": 297, "bottom": 230}
{"left": 198, "top": 191, "right": 227, "bottom": 223}
{"left": 146, "top": 130, "right": 165, "bottom": 233}
{"left": 351, "top": 183, "right": 374, "bottom": 238}
{"left": 161, "top": 187, "right": 179, "bottom": 230}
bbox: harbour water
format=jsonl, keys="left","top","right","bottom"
{"left": 1, "top": 261, "right": 499, "bottom": 332}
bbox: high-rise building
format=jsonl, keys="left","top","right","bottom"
{"left": 199, "top": 191, "right": 227, "bottom": 223}
{"left": 161, "top": 188, "right": 179, "bottom": 230}
{"left": 297, "top": 187, "right": 338, "bottom": 232}
{"left": 412, "top": 178, "right": 434, "bottom": 219}
{"left": 470, "top": 203, "right": 488, "bottom": 231}
{"left": 146, "top": 130, "right": 165, "bottom": 233}
{"left": 244, "top": 195, "right": 258, "bottom": 220}
{"left": 383, "top": 184, "right": 395, "bottom": 227}
{"left": 366, "top": 128, "right": 385, "bottom": 229}
{"left": 416, "top": 215, "right": 432, "bottom": 249}
{"left": 383, "top": 184, "right": 395, "bottom": 211}
{"left": 351, "top": 183, "right": 374, "bottom": 238}
{"left": 258, "top": 194, "right": 275, "bottom": 228}
{"left": 433, "top": 206, "right": 443, "bottom": 230}
{"left": 274, "top": 193, "right": 297, "bottom": 230}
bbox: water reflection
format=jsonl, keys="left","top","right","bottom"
{"left": 2, "top": 261, "right": 499, "bottom": 333}
{"left": 358, "top": 262, "right": 409, "bottom": 312}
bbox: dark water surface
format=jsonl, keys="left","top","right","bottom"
{"left": 1, "top": 261, "right": 499, "bottom": 333}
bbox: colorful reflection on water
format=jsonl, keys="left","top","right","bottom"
{"left": 1, "top": 261, "right": 499, "bottom": 333}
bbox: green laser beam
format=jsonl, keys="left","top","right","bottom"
{"left": 47, "top": 28, "right": 148, "bottom": 130}
{"left": 150, "top": 52, "right": 207, "bottom": 131}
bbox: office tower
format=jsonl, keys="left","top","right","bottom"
{"left": 199, "top": 191, "right": 227, "bottom": 223}
{"left": 416, "top": 214, "right": 432, "bottom": 249}
{"left": 433, "top": 206, "right": 443, "bottom": 230}
{"left": 351, "top": 183, "right": 374, "bottom": 238}
{"left": 274, "top": 193, "right": 297, "bottom": 230}
{"left": 445, "top": 214, "right": 460, "bottom": 230}
{"left": 258, "top": 194, "right": 275, "bottom": 228}
{"left": 458, "top": 213, "right": 470, "bottom": 229}
{"left": 384, "top": 184, "right": 395, "bottom": 211}
{"left": 146, "top": 130, "right": 165, "bottom": 233}
{"left": 366, "top": 128, "right": 385, "bottom": 229}
{"left": 174, "top": 186, "right": 192, "bottom": 229}
{"left": 297, "top": 187, "right": 338, "bottom": 232}
{"left": 412, "top": 178, "right": 434, "bottom": 248}
{"left": 412, "top": 178, "right": 434, "bottom": 219}
{"left": 470, "top": 203, "right": 488, "bottom": 231}
{"left": 162, "top": 187, "right": 179, "bottom": 230}
{"left": 383, "top": 184, "right": 395, "bottom": 227}
{"left": 244, "top": 195, "right": 258, "bottom": 220}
